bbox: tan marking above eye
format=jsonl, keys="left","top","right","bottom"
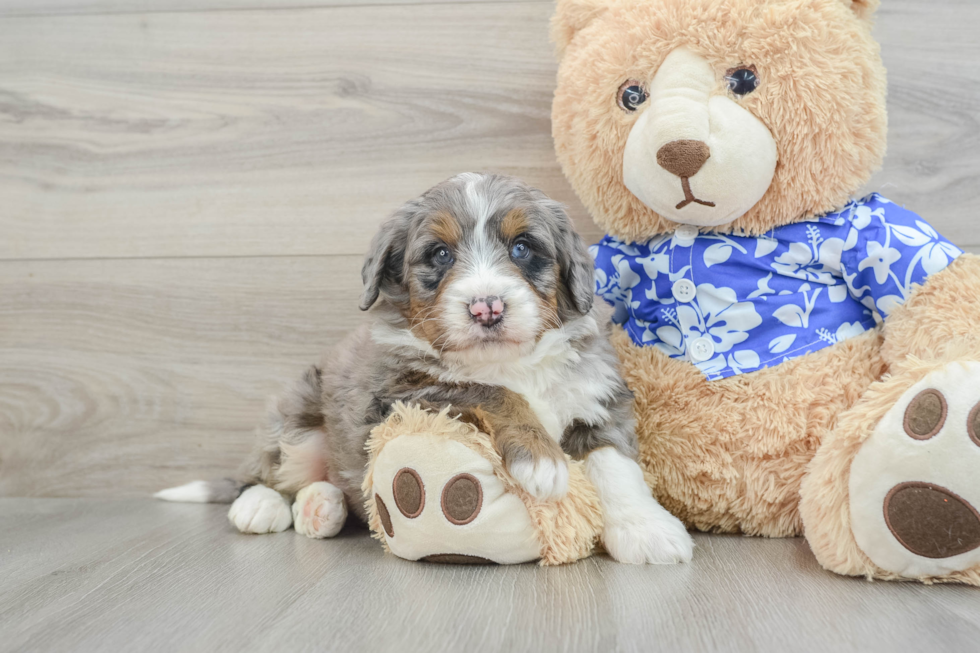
{"left": 969, "top": 401, "right": 980, "bottom": 447}
{"left": 501, "top": 208, "right": 530, "bottom": 241}
{"left": 393, "top": 468, "right": 425, "bottom": 518}
{"left": 429, "top": 211, "right": 462, "bottom": 246}
{"left": 902, "top": 388, "right": 947, "bottom": 440}
{"left": 441, "top": 473, "right": 483, "bottom": 525}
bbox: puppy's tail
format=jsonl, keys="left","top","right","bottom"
{"left": 154, "top": 478, "right": 244, "bottom": 504}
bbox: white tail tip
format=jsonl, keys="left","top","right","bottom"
{"left": 154, "top": 480, "right": 212, "bottom": 503}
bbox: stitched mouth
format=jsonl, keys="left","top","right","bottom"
{"left": 675, "top": 177, "right": 715, "bottom": 210}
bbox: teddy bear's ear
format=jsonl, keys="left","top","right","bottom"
{"left": 841, "top": 0, "right": 879, "bottom": 23}
{"left": 551, "top": 0, "right": 611, "bottom": 58}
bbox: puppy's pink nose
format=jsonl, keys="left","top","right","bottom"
{"left": 469, "top": 296, "right": 504, "bottom": 327}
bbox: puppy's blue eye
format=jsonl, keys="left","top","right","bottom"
{"left": 433, "top": 246, "right": 453, "bottom": 266}
{"left": 511, "top": 242, "right": 530, "bottom": 260}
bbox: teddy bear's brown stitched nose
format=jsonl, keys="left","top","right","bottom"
{"left": 657, "top": 139, "right": 711, "bottom": 178}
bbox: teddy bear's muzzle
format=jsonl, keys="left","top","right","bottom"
{"left": 622, "top": 47, "right": 778, "bottom": 228}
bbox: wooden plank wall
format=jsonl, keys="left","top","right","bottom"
{"left": 1, "top": 0, "right": 978, "bottom": 497}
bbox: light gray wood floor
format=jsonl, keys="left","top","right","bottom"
{"left": 2, "top": 498, "right": 980, "bottom": 653}
{"left": 3, "top": 2, "right": 980, "bottom": 651}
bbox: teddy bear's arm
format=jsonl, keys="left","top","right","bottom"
{"left": 877, "top": 252, "right": 980, "bottom": 364}
{"left": 838, "top": 197, "right": 963, "bottom": 323}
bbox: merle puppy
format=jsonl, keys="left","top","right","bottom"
{"left": 158, "top": 173, "right": 693, "bottom": 564}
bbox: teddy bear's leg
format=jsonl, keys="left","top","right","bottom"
{"left": 292, "top": 482, "right": 348, "bottom": 539}
{"left": 585, "top": 447, "right": 693, "bottom": 564}
{"left": 802, "top": 358, "right": 980, "bottom": 584}
{"left": 364, "top": 405, "right": 544, "bottom": 564}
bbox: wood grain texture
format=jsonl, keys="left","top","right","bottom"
{"left": 0, "top": 0, "right": 544, "bottom": 19}
{"left": 3, "top": 1, "right": 978, "bottom": 263}
{"left": 2, "top": 498, "right": 980, "bottom": 653}
{"left": 0, "top": 2, "right": 603, "bottom": 260}
{"left": 0, "top": 256, "right": 363, "bottom": 497}
{"left": 1, "top": 0, "right": 980, "bottom": 499}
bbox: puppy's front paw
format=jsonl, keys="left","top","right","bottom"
{"left": 292, "top": 482, "right": 348, "bottom": 539}
{"left": 508, "top": 456, "right": 569, "bottom": 501}
{"left": 228, "top": 485, "right": 292, "bottom": 534}
{"left": 603, "top": 501, "right": 694, "bottom": 565}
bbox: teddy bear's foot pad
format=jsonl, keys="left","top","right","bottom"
{"left": 371, "top": 433, "right": 542, "bottom": 564}
{"left": 419, "top": 554, "right": 498, "bottom": 565}
{"left": 850, "top": 362, "right": 980, "bottom": 577}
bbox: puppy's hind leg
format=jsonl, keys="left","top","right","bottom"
{"left": 232, "top": 365, "right": 334, "bottom": 535}
{"left": 293, "top": 482, "right": 348, "bottom": 539}
{"left": 228, "top": 485, "right": 293, "bottom": 534}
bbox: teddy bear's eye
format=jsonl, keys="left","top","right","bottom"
{"left": 617, "top": 80, "right": 647, "bottom": 112}
{"left": 726, "top": 66, "right": 759, "bottom": 96}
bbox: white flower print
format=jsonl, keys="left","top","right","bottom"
{"left": 748, "top": 273, "right": 776, "bottom": 299}
{"left": 591, "top": 194, "right": 960, "bottom": 381}
{"left": 702, "top": 234, "right": 748, "bottom": 268}
{"left": 755, "top": 237, "right": 779, "bottom": 258}
{"left": 679, "top": 284, "right": 763, "bottom": 353}
{"left": 768, "top": 334, "right": 796, "bottom": 353}
{"left": 772, "top": 283, "right": 822, "bottom": 329}
{"left": 915, "top": 221, "right": 962, "bottom": 275}
{"left": 771, "top": 225, "right": 844, "bottom": 284}
{"left": 653, "top": 308, "right": 686, "bottom": 357}
{"left": 858, "top": 241, "right": 901, "bottom": 285}
{"left": 698, "top": 350, "right": 761, "bottom": 377}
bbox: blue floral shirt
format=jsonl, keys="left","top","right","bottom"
{"left": 591, "top": 194, "right": 962, "bottom": 380}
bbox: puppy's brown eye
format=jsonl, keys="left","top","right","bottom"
{"left": 726, "top": 66, "right": 759, "bottom": 96}
{"left": 618, "top": 80, "right": 647, "bottom": 112}
{"left": 432, "top": 246, "right": 453, "bottom": 267}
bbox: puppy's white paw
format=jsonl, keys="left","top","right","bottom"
{"left": 292, "top": 482, "right": 348, "bottom": 539}
{"left": 228, "top": 485, "right": 292, "bottom": 534}
{"left": 603, "top": 502, "right": 694, "bottom": 565}
{"left": 508, "top": 456, "right": 569, "bottom": 501}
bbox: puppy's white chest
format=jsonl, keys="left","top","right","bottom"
{"left": 499, "top": 352, "right": 615, "bottom": 442}
{"left": 507, "top": 373, "right": 585, "bottom": 442}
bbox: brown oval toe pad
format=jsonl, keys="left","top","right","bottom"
{"left": 419, "top": 554, "right": 497, "bottom": 565}
{"left": 884, "top": 482, "right": 980, "bottom": 558}
{"left": 393, "top": 468, "right": 424, "bottom": 518}
{"left": 376, "top": 494, "right": 394, "bottom": 537}
{"left": 903, "top": 389, "right": 947, "bottom": 440}
{"left": 441, "top": 473, "right": 483, "bottom": 525}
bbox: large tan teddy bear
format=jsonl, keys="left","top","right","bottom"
{"left": 552, "top": 0, "right": 980, "bottom": 584}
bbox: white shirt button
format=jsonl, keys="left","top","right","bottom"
{"left": 672, "top": 279, "right": 697, "bottom": 303}
{"left": 689, "top": 337, "right": 715, "bottom": 362}
{"left": 674, "top": 224, "right": 699, "bottom": 243}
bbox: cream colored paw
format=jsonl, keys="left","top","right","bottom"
{"left": 228, "top": 485, "right": 292, "bottom": 534}
{"left": 850, "top": 361, "right": 980, "bottom": 577}
{"left": 602, "top": 500, "right": 694, "bottom": 565}
{"left": 507, "top": 456, "right": 569, "bottom": 501}
{"left": 370, "top": 434, "right": 542, "bottom": 564}
{"left": 292, "top": 482, "right": 348, "bottom": 539}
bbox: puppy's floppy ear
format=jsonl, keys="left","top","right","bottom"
{"left": 359, "top": 205, "right": 414, "bottom": 311}
{"left": 542, "top": 199, "right": 595, "bottom": 316}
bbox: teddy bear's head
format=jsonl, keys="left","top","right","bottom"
{"left": 551, "top": 0, "right": 887, "bottom": 240}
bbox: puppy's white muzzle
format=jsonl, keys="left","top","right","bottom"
{"left": 623, "top": 47, "right": 778, "bottom": 228}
